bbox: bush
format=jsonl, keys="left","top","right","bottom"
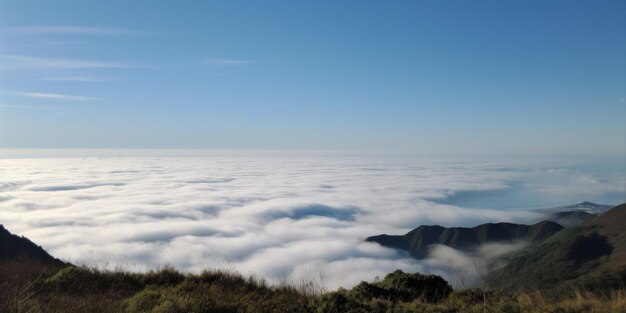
{"left": 377, "top": 270, "right": 453, "bottom": 303}
{"left": 141, "top": 266, "right": 185, "bottom": 286}
{"left": 43, "top": 266, "right": 142, "bottom": 294}
{"left": 127, "top": 289, "right": 166, "bottom": 313}
{"left": 448, "top": 288, "right": 496, "bottom": 305}
{"left": 317, "top": 290, "right": 368, "bottom": 313}
{"left": 351, "top": 281, "right": 387, "bottom": 300}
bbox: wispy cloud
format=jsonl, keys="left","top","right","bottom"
{"left": 13, "top": 92, "right": 96, "bottom": 101}
{"left": 2, "top": 26, "right": 152, "bottom": 36}
{"left": 41, "top": 76, "right": 116, "bottom": 82}
{"left": 0, "top": 54, "right": 134, "bottom": 70}
{"left": 0, "top": 103, "right": 72, "bottom": 113}
{"left": 201, "top": 58, "right": 252, "bottom": 65}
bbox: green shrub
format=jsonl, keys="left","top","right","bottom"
{"left": 141, "top": 266, "right": 185, "bottom": 286}
{"left": 43, "top": 266, "right": 142, "bottom": 294}
{"left": 447, "top": 288, "right": 495, "bottom": 305}
{"left": 317, "top": 289, "right": 368, "bottom": 313}
{"left": 127, "top": 289, "right": 165, "bottom": 313}
{"left": 378, "top": 270, "right": 453, "bottom": 303}
{"left": 351, "top": 281, "right": 387, "bottom": 300}
{"left": 153, "top": 300, "right": 182, "bottom": 313}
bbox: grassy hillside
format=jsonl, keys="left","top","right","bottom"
{"left": 366, "top": 221, "right": 563, "bottom": 258}
{"left": 487, "top": 203, "right": 626, "bottom": 293}
{"left": 1, "top": 260, "right": 625, "bottom": 313}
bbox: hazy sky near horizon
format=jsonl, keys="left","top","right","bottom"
{"left": 0, "top": 1, "right": 624, "bottom": 156}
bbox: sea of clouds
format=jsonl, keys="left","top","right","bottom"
{"left": 0, "top": 154, "right": 624, "bottom": 289}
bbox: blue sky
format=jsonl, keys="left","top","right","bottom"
{"left": 0, "top": 0, "right": 624, "bottom": 156}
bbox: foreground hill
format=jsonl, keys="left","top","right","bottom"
{"left": 366, "top": 221, "right": 563, "bottom": 258}
{"left": 0, "top": 224, "right": 65, "bottom": 267}
{"left": 487, "top": 203, "right": 626, "bottom": 292}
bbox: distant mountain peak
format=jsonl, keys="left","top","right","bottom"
{"left": 537, "top": 201, "right": 614, "bottom": 215}
{"left": 579, "top": 201, "right": 596, "bottom": 206}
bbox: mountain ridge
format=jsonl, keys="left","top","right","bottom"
{"left": 366, "top": 220, "right": 564, "bottom": 259}
{"left": 486, "top": 203, "right": 626, "bottom": 292}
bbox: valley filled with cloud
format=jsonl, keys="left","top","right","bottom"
{"left": 0, "top": 155, "right": 624, "bottom": 289}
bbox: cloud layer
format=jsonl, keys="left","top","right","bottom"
{"left": 0, "top": 156, "right": 623, "bottom": 289}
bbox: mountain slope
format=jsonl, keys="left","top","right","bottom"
{"left": 0, "top": 224, "right": 66, "bottom": 267}
{"left": 547, "top": 210, "right": 598, "bottom": 227}
{"left": 366, "top": 221, "right": 564, "bottom": 259}
{"left": 486, "top": 203, "right": 626, "bottom": 292}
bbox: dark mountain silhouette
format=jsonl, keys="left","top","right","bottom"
{"left": 487, "top": 203, "right": 626, "bottom": 292}
{"left": 0, "top": 224, "right": 66, "bottom": 267}
{"left": 366, "top": 220, "right": 564, "bottom": 259}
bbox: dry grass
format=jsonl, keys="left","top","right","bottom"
{"left": 498, "top": 289, "right": 626, "bottom": 313}
{"left": 1, "top": 260, "right": 625, "bottom": 313}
